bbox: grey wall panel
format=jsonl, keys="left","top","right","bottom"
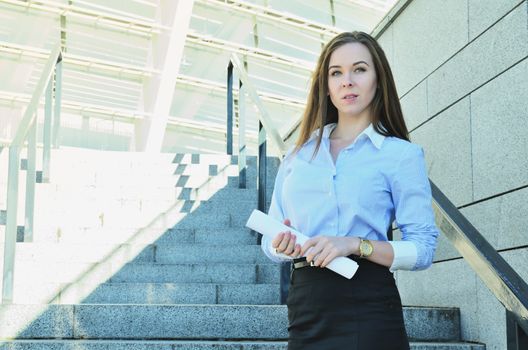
{"left": 378, "top": 0, "right": 528, "bottom": 348}
{"left": 391, "top": 0, "right": 469, "bottom": 95}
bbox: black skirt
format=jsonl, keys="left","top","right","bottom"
{"left": 286, "top": 254, "right": 410, "bottom": 350}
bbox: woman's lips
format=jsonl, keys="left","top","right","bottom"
{"left": 342, "top": 94, "right": 358, "bottom": 102}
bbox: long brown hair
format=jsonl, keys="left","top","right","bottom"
{"left": 293, "top": 31, "right": 410, "bottom": 161}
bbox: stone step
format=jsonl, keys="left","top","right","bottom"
{"left": 14, "top": 242, "right": 154, "bottom": 263}
{"left": 171, "top": 153, "right": 280, "bottom": 167}
{"left": 73, "top": 282, "right": 281, "bottom": 305}
{"left": 157, "top": 227, "right": 258, "bottom": 245}
{"left": 28, "top": 227, "right": 258, "bottom": 245}
{"left": 108, "top": 262, "right": 280, "bottom": 284}
{"left": 35, "top": 174, "right": 249, "bottom": 200}
{"left": 0, "top": 340, "right": 486, "bottom": 349}
{"left": 35, "top": 184, "right": 182, "bottom": 201}
{"left": 34, "top": 211, "right": 238, "bottom": 232}
{"left": 29, "top": 226, "right": 184, "bottom": 244}
{"left": 14, "top": 243, "right": 269, "bottom": 264}
{"left": 0, "top": 304, "right": 462, "bottom": 341}
{"left": 155, "top": 244, "right": 270, "bottom": 264}
{"left": 195, "top": 199, "right": 257, "bottom": 213}
{"left": 5, "top": 282, "right": 281, "bottom": 305}
{"left": 172, "top": 153, "right": 237, "bottom": 166}
{"left": 10, "top": 261, "right": 279, "bottom": 285}
{"left": 43, "top": 160, "right": 279, "bottom": 190}
{"left": 181, "top": 187, "right": 258, "bottom": 202}
{"left": 26, "top": 213, "right": 232, "bottom": 235}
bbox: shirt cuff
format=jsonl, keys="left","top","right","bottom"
{"left": 388, "top": 240, "right": 418, "bottom": 272}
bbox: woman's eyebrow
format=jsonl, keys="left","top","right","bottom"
{"left": 329, "top": 61, "right": 369, "bottom": 69}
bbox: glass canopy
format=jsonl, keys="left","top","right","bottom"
{"left": 0, "top": 0, "right": 398, "bottom": 153}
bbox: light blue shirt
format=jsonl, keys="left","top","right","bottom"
{"left": 261, "top": 122, "right": 439, "bottom": 272}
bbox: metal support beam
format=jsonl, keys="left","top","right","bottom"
{"left": 238, "top": 79, "right": 246, "bottom": 189}
{"left": 226, "top": 61, "right": 233, "bottom": 155}
{"left": 23, "top": 118, "right": 37, "bottom": 242}
{"left": 256, "top": 120, "right": 266, "bottom": 245}
{"left": 42, "top": 74, "right": 53, "bottom": 183}
{"left": 52, "top": 58, "right": 63, "bottom": 148}
{"left": 2, "top": 146, "right": 20, "bottom": 304}
{"left": 134, "top": 0, "right": 194, "bottom": 152}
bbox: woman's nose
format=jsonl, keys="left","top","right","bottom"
{"left": 342, "top": 77, "right": 353, "bottom": 87}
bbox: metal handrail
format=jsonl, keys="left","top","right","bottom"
{"left": 430, "top": 180, "right": 528, "bottom": 335}
{"left": 227, "top": 54, "right": 295, "bottom": 303}
{"left": 229, "top": 53, "right": 287, "bottom": 158}
{"left": 2, "top": 43, "right": 63, "bottom": 304}
{"left": 226, "top": 53, "right": 287, "bottom": 207}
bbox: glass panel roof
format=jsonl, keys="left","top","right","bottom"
{"left": 0, "top": 0, "right": 398, "bottom": 151}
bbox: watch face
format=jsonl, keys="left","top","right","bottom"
{"left": 361, "top": 240, "right": 373, "bottom": 256}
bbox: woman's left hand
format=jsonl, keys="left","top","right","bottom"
{"left": 300, "top": 235, "right": 359, "bottom": 268}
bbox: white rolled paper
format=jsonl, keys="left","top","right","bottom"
{"left": 245, "top": 209, "right": 358, "bottom": 279}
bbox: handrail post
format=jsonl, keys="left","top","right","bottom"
{"left": 228, "top": 53, "right": 292, "bottom": 304}
{"left": 2, "top": 146, "right": 20, "bottom": 303}
{"left": 23, "top": 118, "right": 37, "bottom": 242}
{"left": 229, "top": 53, "right": 286, "bottom": 158}
{"left": 42, "top": 76, "right": 53, "bottom": 183}
{"left": 507, "top": 309, "right": 528, "bottom": 349}
{"left": 238, "top": 80, "right": 246, "bottom": 189}
{"left": 226, "top": 62, "right": 233, "bottom": 155}
{"left": 256, "top": 121, "right": 266, "bottom": 245}
{"left": 52, "top": 58, "right": 63, "bottom": 148}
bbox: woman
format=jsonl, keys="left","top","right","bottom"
{"left": 261, "top": 31, "right": 440, "bottom": 349}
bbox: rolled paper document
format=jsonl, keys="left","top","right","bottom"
{"left": 245, "top": 209, "right": 358, "bottom": 279}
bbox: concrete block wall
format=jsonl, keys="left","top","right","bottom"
{"left": 375, "top": 1, "right": 528, "bottom": 349}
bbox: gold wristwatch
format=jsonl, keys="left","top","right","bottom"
{"left": 359, "top": 238, "right": 373, "bottom": 258}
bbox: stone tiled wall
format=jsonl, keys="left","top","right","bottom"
{"left": 375, "top": 1, "right": 528, "bottom": 349}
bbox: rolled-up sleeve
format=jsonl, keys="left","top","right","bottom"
{"left": 388, "top": 144, "right": 439, "bottom": 272}
{"left": 261, "top": 147, "right": 295, "bottom": 263}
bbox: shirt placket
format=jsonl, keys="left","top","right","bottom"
{"left": 324, "top": 134, "right": 364, "bottom": 237}
{"left": 322, "top": 137, "right": 339, "bottom": 235}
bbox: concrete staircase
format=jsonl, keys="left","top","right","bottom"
{"left": 0, "top": 148, "right": 485, "bottom": 349}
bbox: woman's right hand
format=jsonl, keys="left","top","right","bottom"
{"left": 271, "top": 218, "right": 302, "bottom": 257}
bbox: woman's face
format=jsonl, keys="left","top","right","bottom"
{"left": 327, "top": 42, "right": 378, "bottom": 119}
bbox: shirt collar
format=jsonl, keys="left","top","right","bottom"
{"left": 308, "top": 122, "right": 386, "bottom": 150}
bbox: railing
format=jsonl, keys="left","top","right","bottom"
{"left": 227, "top": 53, "right": 292, "bottom": 302}
{"left": 226, "top": 53, "right": 287, "bottom": 214}
{"left": 2, "top": 43, "right": 63, "bottom": 304}
{"left": 429, "top": 181, "right": 528, "bottom": 343}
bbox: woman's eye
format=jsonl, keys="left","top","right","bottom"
{"left": 330, "top": 68, "right": 365, "bottom": 76}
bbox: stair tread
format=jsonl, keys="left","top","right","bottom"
{"left": 0, "top": 304, "right": 461, "bottom": 341}
{"left": 0, "top": 340, "right": 485, "bottom": 348}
